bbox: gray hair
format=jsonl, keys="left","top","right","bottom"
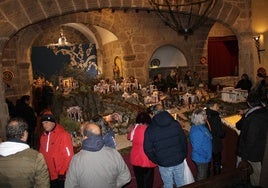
{"left": 6, "top": 118, "right": 28, "bottom": 140}
{"left": 191, "top": 108, "right": 206, "bottom": 125}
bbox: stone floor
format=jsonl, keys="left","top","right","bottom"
{"left": 115, "top": 134, "right": 132, "bottom": 150}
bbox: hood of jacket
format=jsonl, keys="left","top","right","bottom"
{"left": 82, "top": 135, "right": 104, "bottom": 152}
{"left": 0, "top": 141, "right": 29, "bottom": 157}
{"left": 151, "top": 111, "right": 174, "bottom": 127}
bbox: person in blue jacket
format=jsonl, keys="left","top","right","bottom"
{"left": 90, "top": 114, "right": 116, "bottom": 149}
{"left": 190, "top": 108, "right": 212, "bottom": 181}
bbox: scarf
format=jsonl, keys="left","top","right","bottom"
{"left": 82, "top": 135, "right": 104, "bottom": 152}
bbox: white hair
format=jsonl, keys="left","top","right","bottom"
{"left": 191, "top": 108, "right": 206, "bottom": 125}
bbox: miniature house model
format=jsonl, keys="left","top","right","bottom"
{"left": 67, "top": 106, "right": 83, "bottom": 122}
{"left": 221, "top": 87, "right": 248, "bottom": 103}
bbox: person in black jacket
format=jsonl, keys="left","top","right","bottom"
{"left": 205, "top": 100, "right": 225, "bottom": 175}
{"left": 236, "top": 92, "right": 268, "bottom": 186}
{"left": 6, "top": 98, "right": 16, "bottom": 118}
{"left": 154, "top": 73, "right": 166, "bottom": 92}
{"left": 144, "top": 105, "right": 187, "bottom": 187}
{"left": 252, "top": 73, "right": 267, "bottom": 105}
{"left": 166, "top": 69, "right": 178, "bottom": 91}
{"left": 235, "top": 73, "right": 252, "bottom": 93}
{"left": 15, "top": 95, "right": 37, "bottom": 148}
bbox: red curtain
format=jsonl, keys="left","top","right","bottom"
{"left": 208, "top": 36, "right": 238, "bottom": 79}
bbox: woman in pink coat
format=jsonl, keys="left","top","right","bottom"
{"left": 129, "top": 111, "right": 157, "bottom": 188}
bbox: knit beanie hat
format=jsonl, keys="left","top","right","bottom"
{"left": 40, "top": 111, "right": 56, "bottom": 123}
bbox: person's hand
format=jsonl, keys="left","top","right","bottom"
{"left": 238, "top": 109, "right": 243, "bottom": 115}
{"left": 238, "top": 109, "right": 247, "bottom": 115}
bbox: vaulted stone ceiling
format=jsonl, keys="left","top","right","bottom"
{"left": 0, "top": 0, "right": 243, "bottom": 52}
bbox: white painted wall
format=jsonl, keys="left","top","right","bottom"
{"left": 149, "top": 45, "right": 187, "bottom": 68}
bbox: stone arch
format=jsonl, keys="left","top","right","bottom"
{"left": 10, "top": 10, "right": 127, "bottom": 76}
{"left": 208, "top": 0, "right": 242, "bottom": 33}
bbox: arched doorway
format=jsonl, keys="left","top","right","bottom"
{"left": 208, "top": 36, "right": 238, "bottom": 77}
{"left": 207, "top": 23, "right": 239, "bottom": 87}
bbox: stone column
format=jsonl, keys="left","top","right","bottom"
{"left": 238, "top": 32, "right": 255, "bottom": 80}
{"left": 0, "top": 56, "right": 10, "bottom": 140}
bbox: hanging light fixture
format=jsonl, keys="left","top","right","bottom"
{"left": 149, "top": 0, "right": 216, "bottom": 39}
{"left": 46, "top": 28, "right": 73, "bottom": 48}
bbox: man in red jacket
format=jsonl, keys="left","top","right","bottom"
{"left": 39, "top": 111, "right": 74, "bottom": 188}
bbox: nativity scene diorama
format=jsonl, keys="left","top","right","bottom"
{"left": 31, "top": 42, "right": 250, "bottom": 148}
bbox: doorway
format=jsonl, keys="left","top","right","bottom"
{"left": 208, "top": 36, "right": 238, "bottom": 83}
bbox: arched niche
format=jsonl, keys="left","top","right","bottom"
{"left": 207, "top": 22, "right": 240, "bottom": 86}
{"left": 149, "top": 45, "right": 187, "bottom": 81}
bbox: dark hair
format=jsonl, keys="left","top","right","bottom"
{"left": 147, "top": 104, "right": 163, "bottom": 116}
{"left": 257, "top": 67, "right": 267, "bottom": 77}
{"left": 206, "top": 99, "right": 218, "bottom": 108}
{"left": 241, "top": 73, "right": 249, "bottom": 80}
{"left": 6, "top": 117, "right": 28, "bottom": 140}
{"left": 136, "top": 112, "right": 151, "bottom": 125}
{"left": 257, "top": 72, "right": 265, "bottom": 78}
{"left": 90, "top": 114, "right": 110, "bottom": 135}
{"left": 147, "top": 105, "right": 155, "bottom": 115}
{"left": 247, "top": 92, "right": 262, "bottom": 107}
{"left": 20, "top": 95, "right": 30, "bottom": 103}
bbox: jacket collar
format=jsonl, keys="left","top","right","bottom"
{"left": 82, "top": 135, "right": 104, "bottom": 152}
{"left": 245, "top": 106, "right": 263, "bottom": 118}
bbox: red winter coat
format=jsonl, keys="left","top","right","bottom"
{"left": 39, "top": 124, "right": 74, "bottom": 180}
{"left": 130, "top": 124, "right": 157, "bottom": 168}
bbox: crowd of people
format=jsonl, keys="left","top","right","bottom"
{"left": 128, "top": 92, "right": 267, "bottom": 187}
{"left": 0, "top": 111, "right": 131, "bottom": 188}
{"left": 153, "top": 69, "right": 203, "bottom": 93}
{"left": 1, "top": 68, "right": 267, "bottom": 188}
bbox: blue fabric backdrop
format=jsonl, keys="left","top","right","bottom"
{"left": 31, "top": 43, "right": 97, "bottom": 79}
